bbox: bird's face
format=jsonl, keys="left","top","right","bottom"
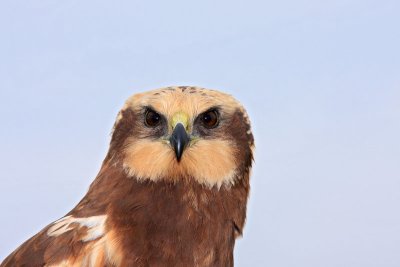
{"left": 108, "top": 86, "right": 254, "bottom": 188}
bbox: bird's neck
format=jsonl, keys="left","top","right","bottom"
{"left": 70, "top": 163, "right": 248, "bottom": 266}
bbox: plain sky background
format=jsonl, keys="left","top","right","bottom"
{"left": 1, "top": 0, "right": 399, "bottom": 266}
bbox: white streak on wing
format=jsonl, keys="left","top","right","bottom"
{"left": 47, "top": 215, "right": 107, "bottom": 242}
{"left": 46, "top": 260, "right": 71, "bottom": 267}
{"left": 47, "top": 216, "right": 75, "bottom": 237}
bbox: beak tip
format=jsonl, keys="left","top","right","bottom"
{"left": 170, "top": 123, "right": 189, "bottom": 162}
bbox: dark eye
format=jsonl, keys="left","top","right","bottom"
{"left": 145, "top": 109, "right": 161, "bottom": 127}
{"left": 200, "top": 110, "right": 219, "bottom": 129}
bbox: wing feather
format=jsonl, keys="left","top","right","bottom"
{"left": 1, "top": 215, "right": 108, "bottom": 267}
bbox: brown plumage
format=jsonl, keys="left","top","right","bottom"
{"left": 1, "top": 86, "right": 254, "bottom": 267}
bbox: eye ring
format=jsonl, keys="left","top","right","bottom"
{"left": 200, "top": 109, "right": 219, "bottom": 129}
{"left": 145, "top": 109, "right": 161, "bottom": 127}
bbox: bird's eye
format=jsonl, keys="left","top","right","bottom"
{"left": 145, "top": 110, "right": 161, "bottom": 127}
{"left": 200, "top": 110, "right": 219, "bottom": 129}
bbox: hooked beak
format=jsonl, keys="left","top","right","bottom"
{"left": 169, "top": 123, "right": 190, "bottom": 162}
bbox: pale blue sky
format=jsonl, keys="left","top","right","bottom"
{"left": 1, "top": 0, "right": 399, "bottom": 266}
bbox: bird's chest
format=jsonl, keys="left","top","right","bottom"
{"left": 108, "top": 184, "right": 235, "bottom": 266}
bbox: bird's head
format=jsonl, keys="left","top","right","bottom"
{"left": 106, "top": 86, "right": 254, "bottom": 188}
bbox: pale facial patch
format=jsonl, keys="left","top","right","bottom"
{"left": 123, "top": 138, "right": 238, "bottom": 188}
{"left": 47, "top": 215, "right": 107, "bottom": 242}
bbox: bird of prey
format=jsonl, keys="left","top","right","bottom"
{"left": 1, "top": 86, "right": 254, "bottom": 267}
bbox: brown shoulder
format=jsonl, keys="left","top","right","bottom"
{"left": 1, "top": 214, "right": 107, "bottom": 267}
